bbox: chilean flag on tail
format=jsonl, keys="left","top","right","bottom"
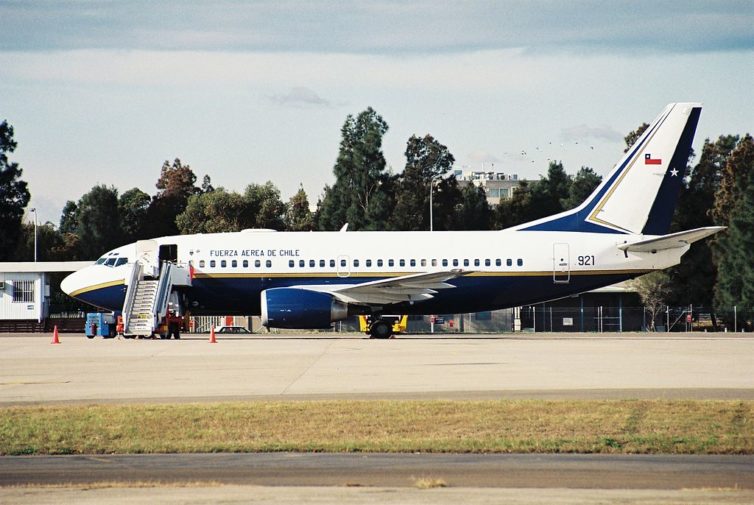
{"left": 644, "top": 153, "right": 662, "bottom": 165}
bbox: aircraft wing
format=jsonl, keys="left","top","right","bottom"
{"left": 618, "top": 226, "right": 725, "bottom": 253}
{"left": 295, "top": 269, "right": 470, "bottom": 305}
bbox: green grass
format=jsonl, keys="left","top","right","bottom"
{"left": 1, "top": 400, "right": 751, "bottom": 455}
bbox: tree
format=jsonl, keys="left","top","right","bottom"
{"left": 529, "top": 161, "right": 571, "bottom": 218}
{"left": 666, "top": 136, "right": 738, "bottom": 310}
{"left": 317, "top": 108, "right": 393, "bottom": 230}
{"left": 76, "top": 185, "right": 123, "bottom": 259}
{"left": 624, "top": 122, "right": 649, "bottom": 153}
{"left": 244, "top": 182, "right": 287, "bottom": 230}
{"left": 391, "top": 134, "right": 455, "bottom": 231}
{"left": 285, "top": 186, "right": 314, "bottom": 231}
{"left": 118, "top": 188, "right": 151, "bottom": 243}
{"left": 176, "top": 181, "right": 288, "bottom": 234}
{"left": 494, "top": 180, "right": 534, "bottom": 229}
{"left": 0, "top": 120, "right": 31, "bottom": 260}
{"left": 176, "top": 189, "right": 251, "bottom": 234}
{"left": 452, "top": 183, "right": 492, "bottom": 230}
{"left": 201, "top": 174, "right": 214, "bottom": 193}
{"left": 13, "top": 222, "right": 69, "bottom": 261}
{"left": 59, "top": 201, "right": 79, "bottom": 234}
{"left": 713, "top": 135, "right": 754, "bottom": 325}
{"left": 146, "top": 158, "right": 199, "bottom": 237}
{"left": 629, "top": 271, "right": 671, "bottom": 331}
{"left": 562, "top": 166, "right": 601, "bottom": 210}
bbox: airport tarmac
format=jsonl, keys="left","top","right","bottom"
{"left": 0, "top": 333, "right": 752, "bottom": 404}
{"left": 2, "top": 332, "right": 753, "bottom": 503}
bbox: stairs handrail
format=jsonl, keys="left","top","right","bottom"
{"left": 122, "top": 262, "right": 143, "bottom": 332}
{"left": 153, "top": 261, "right": 174, "bottom": 323}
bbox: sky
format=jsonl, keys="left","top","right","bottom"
{"left": 1, "top": 0, "right": 752, "bottom": 224}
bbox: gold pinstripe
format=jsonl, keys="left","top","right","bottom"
{"left": 69, "top": 279, "right": 124, "bottom": 297}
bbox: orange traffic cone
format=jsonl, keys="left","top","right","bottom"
{"left": 209, "top": 325, "right": 217, "bottom": 344}
{"left": 51, "top": 325, "right": 61, "bottom": 344}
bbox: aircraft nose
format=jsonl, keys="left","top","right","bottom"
{"left": 61, "top": 268, "right": 87, "bottom": 298}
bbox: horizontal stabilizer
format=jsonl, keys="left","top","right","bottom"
{"left": 618, "top": 226, "right": 725, "bottom": 253}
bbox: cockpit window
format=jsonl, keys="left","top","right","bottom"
{"left": 96, "top": 258, "right": 107, "bottom": 264}
{"left": 105, "top": 257, "right": 117, "bottom": 266}
{"left": 114, "top": 258, "right": 128, "bottom": 267}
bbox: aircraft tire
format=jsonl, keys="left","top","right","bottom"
{"left": 369, "top": 321, "right": 393, "bottom": 339}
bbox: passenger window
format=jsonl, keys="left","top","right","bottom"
{"left": 340, "top": 259, "right": 347, "bottom": 267}
{"left": 320, "top": 259, "right": 325, "bottom": 267}
{"left": 199, "top": 260, "right": 205, "bottom": 268}
{"left": 496, "top": 259, "right": 501, "bottom": 267}
{"left": 421, "top": 259, "right": 427, "bottom": 267}
{"left": 299, "top": 259, "right": 305, "bottom": 267}
{"left": 210, "top": 260, "right": 216, "bottom": 267}
{"left": 310, "top": 259, "right": 315, "bottom": 267}
{"left": 410, "top": 259, "right": 416, "bottom": 267}
{"left": 399, "top": 259, "right": 405, "bottom": 267}
{"left": 255, "top": 259, "right": 261, "bottom": 268}
{"left": 377, "top": 259, "right": 383, "bottom": 267}
{"left": 330, "top": 259, "right": 335, "bottom": 267}
{"left": 442, "top": 259, "right": 448, "bottom": 267}
{"left": 243, "top": 260, "right": 248, "bottom": 268}
{"left": 452, "top": 259, "right": 458, "bottom": 267}
{"left": 232, "top": 260, "right": 237, "bottom": 268}
{"left": 388, "top": 259, "right": 394, "bottom": 267}
{"left": 432, "top": 259, "right": 437, "bottom": 267}
{"left": 221, "top": 260, "right": 227, "bottom": 268}
{"left": 289, "top": 260, "right": 295, "bottom": 268}
{"left": 266, "top": 260, "right": 272, "bottom": 268}
{"left": 354, "top": 259, "right": 360, "bottom": 267}
{"left": 474, "top": 259, "right": 480, "bottom": 267}
{"left": 517, "top": 258, "right": 524, "bottom": 266}
{"left": 463, "top": 259, "right": 469, "bottom": 267}
{"left": 485, "top": 259, "right": 491, "bottom": 267}
{"left": 366, "top": 259, "right": 372, "bottom": 267}
{"left": 506, "top": 258, "right": 512, "bottom": 266}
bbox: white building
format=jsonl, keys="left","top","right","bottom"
{"left": 0, "top": 262, "right": 91, "bottom": 323}
{"left": 454, "top": 169, "right": 525, "bottom": 206}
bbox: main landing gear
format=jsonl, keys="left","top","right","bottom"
{"left": 369, "top": 319, "right": 394, "bottom": 339}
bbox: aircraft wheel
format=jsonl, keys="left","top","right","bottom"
{"left": 369, "top": 320, "right": 393, "bottom": 339}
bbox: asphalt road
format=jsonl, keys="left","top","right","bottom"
{"left": 1, "top": 333, "right": 752, "bottom": 404}
{"left": 2, "top": 453, "right": 753, "bottom": 489}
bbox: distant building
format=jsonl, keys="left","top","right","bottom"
{"left": 454, "top": 169, "right": 526, "bottom": 206}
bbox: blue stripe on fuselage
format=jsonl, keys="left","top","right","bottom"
{"left": 75, "top": 273, "right": 643, "bottom": 316}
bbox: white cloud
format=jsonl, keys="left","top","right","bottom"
{"left": 560, "top": 124, "right": 624, "bottom": 143}
{"left": 268, "top": 87, "right": 332, "bottom": 108}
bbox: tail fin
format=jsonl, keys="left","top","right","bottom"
{"left": 517, "top": 103, "right": 701, "bottom": 235}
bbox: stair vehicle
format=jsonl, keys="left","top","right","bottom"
{"left": 120, "top": 241, "right": 192, "bottom": 339}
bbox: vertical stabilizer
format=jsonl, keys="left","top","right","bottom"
{"left": 517, "top": 103, "right": 701, "bottom": 235}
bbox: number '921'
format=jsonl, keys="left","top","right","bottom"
{"left": 577, "top": 255, "right": 596, "bottom": 266}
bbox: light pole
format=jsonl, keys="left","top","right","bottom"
{"left": 30, "top": 208, "right": 38, "bottom": 262}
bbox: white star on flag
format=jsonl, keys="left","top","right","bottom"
{"left": 670, "top": 168, "right": 679, "bottom": 177}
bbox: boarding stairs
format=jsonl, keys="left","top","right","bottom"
{"left": 122, "top": 262, "right": 176, "bottom": 337}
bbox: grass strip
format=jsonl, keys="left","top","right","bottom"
{"left": 1, "top": 399, "right": 751, "bottom": 455}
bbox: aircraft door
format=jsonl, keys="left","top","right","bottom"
{"left": 553, "top": 243, "right": 570, "bottom": 284}
{"left": 136, "top": 240, "right": 159, "bottom": 278}
{"left": 337, "top": 255, "right": 351, "bottom": 278}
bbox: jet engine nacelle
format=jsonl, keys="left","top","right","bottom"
{"left": 260, "top": 288, "right": 349, "bottom": 329}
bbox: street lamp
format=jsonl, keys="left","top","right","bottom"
{"left": 30, "top": 208, "right": 37, "bottom": 262}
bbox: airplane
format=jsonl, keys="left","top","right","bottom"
{"left": 61, "top": 103, "right": 723, "bottom": 338}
